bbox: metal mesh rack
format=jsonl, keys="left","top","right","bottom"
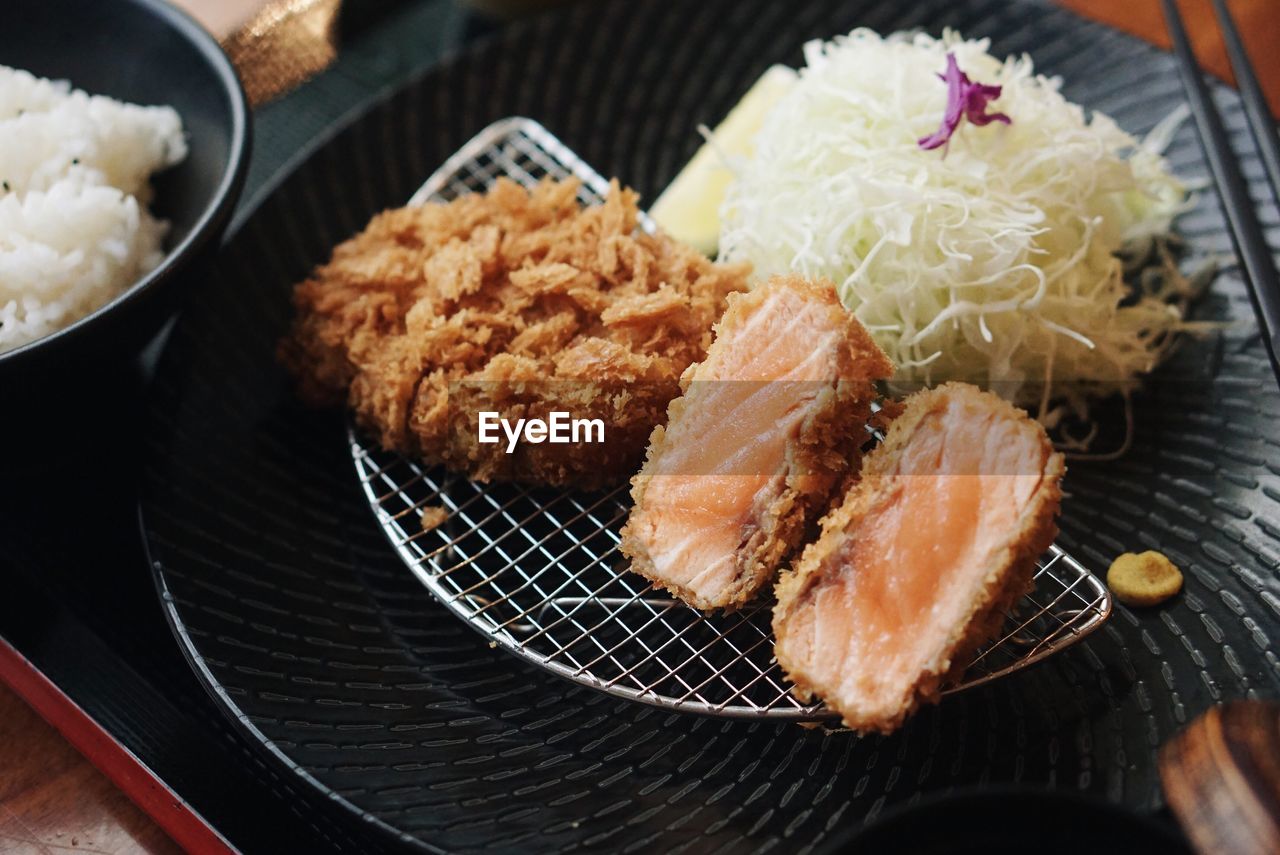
{"left": 351, "top": 117, "right": 1113, "bottom": 720}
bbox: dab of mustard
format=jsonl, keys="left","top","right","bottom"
{"left": 1107, "top": 551, "right": 1183, "bottom": 607}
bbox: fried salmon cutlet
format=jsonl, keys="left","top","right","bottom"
{"left": 772, "top": 383, "right": 1064, "bottom": 733}
{"left": 279, "top": 177, "right": 750, "bottom": 489}
{"left": 618, "top": 275, "right": 893, "bottom": 611}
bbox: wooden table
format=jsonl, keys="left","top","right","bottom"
{"left": 0, "top": 683, "right": 180, "bottom": 854}
{"left": 1, "top": 1, "right": 1275, "bottom": 852}
{"left": 1063, "top": 0, "right": 1280, "bottom": 116}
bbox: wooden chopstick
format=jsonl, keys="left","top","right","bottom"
{"left": 1159, "top": 0, "right": 1280, "bottom": 388}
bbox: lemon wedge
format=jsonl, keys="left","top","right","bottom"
{"left": 649, "top": 64, "right": 796, "bottom": 256}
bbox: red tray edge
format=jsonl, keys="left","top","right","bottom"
{"left": 0, "top": 636, "right": 237, "bottom": 855}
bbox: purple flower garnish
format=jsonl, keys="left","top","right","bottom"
{"left": 918, "top": 53, "right": 1012, "bottom": 151}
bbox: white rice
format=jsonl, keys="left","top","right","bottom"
{"left": 0, "top": 65, "right": 187, "bottom": 353}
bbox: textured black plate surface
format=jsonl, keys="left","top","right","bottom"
{"left": 142, "top": 0, "right": 1280, "bottom": 851}
{"left": 824, "top": 786, "right": 1193, "bottom": 854}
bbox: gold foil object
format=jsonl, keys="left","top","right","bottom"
{"left": 222, "top": 0, "right": 341, "bottom": 106}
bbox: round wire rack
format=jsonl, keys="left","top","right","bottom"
{"left": 351, "top": 117, "right": 1113, "bottom": 720}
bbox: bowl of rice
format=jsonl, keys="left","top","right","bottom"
{"left": 1, "top": 0, "right": 249, "bottom": 384}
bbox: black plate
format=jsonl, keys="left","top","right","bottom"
{"left": 2, "top": 0, "right": 249, "bottom": 390}
{"left": 141, "top": 0, "right": 1280, "bottom": 850}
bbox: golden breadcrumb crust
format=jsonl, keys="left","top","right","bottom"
{"left": 773, "top": 382, "right": 1064, "bottom": 733}
{"left": 279, "top": 177, "right": 749, "bottom": 489}
{"left": 619, "top": 275, "right": 893, "bottom": 611}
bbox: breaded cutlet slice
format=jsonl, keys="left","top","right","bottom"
{"left": 279, "top": 177, "right": 749, "bottom": 489}
{"left": 773, "top": 383, "right": 1064, "bottom": 733}
{"left": 618, "top": 275, "right": 892, "bottom": 611}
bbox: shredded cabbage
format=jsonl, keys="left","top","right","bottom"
{"left": 718, "top": 29, "right": 1194, "bottom": 423}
